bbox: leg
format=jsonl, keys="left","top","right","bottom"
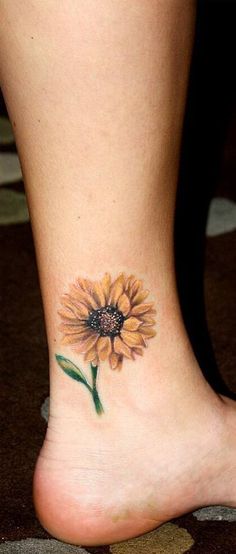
{"left": 0, "top": 0, "right": 235, "bottom": 545}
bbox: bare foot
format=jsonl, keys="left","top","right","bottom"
{"left": 33, "top": 325, "right": 236, "bottom": 546}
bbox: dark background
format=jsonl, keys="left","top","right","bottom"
{"left": 176, "top": 0, "right": 236, "bottom": 396}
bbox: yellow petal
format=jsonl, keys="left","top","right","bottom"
{"left": 59, "top": 323, "right": 87, "bottom": 334}
{"left": 120, "top": 330, "right": 145, "bottom": 347}
{"left": 61, "top": 296, "right": 90, "bottom": 319}
{"left": 96, "top": 336, "right": 112, "bottom": 361}
{"left": 140, "top": 327, "right": 156, "bottom": 338}
{"left": 148, "top": 308, "right": 157, "bottom": 315}
{"left": 131, "top": 302, "right": 154, "bottom": 316}
{"left": 133, "top": 347, "right": 143, "bottom": 356}
{"left": 109, "top": 352, "right": 119, "bottom": 370}
{"left": 93, "top": 282, "right": 106, "bottom": 307}
{"left": 113, "top": 336, "right": 132, "bottom": 358}
{"left": 109, "top": 274, "right": 125, "bottom": 305}
{"left": 130, "top": 279, "right": 143, "bottom": 299}
{"left": 76, "top": 278, "right": 96, "bottom": 297}
{"left": 117, "top": 293, "right": 131, "bottom": 316}
{"left": 70, "top": 285, "right": 98, "bottom": 310}
{"left": 58, "top": 308, "right": 77, "bottom": 321}
{"left": 125, "top": 275, "right": 136, "bottom": 292}
{"left": 61, "top": 296, "right": 78, "bottom": 314}
{"left": 123, "top": 317, "right": 141, "bottom": 331}
{"left": 61, "top": 331, "right": 91, "bottom": 345}
{"left": 132, "top": 289, "right": 149, "bottom": 306}
{"left": 101, "top": 273, "right": 111, "bottom": 302}
{"left": 74, "top": 302, "right": 90, "bottom": 319}
{"left": 74, "top": 333, "right": 99, "bottom": 353}
{"left": 140, "top": 314, "right": 156, "bottom": 325}
{"left": 116, "top": 357, "right": 123, "bottom": 370}
{"left": 84, "top": 346, "right": 98, "bottom": 362}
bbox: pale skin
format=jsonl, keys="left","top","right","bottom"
{"left": 0, "top": 0, "right": 236, "bottom": 546}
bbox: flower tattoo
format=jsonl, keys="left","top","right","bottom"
{"left": 55, "top": 273, "right": 156, "bottom": 415}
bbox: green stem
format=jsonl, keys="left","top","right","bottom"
{"left": 90, "top": 363, "right": 104, "bottom": 415}
{"left": 92, "top": 388, "right": 104, "bottom": 415}
{"left": 90, "top": 363, "right": 98, "bottom": 389}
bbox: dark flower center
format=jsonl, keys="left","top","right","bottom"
{"left": 87, "top": 305, "right": 125, "bottom": 337}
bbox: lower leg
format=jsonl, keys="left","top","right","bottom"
{"left": 0, "top": 0, "right": 235, "bottom": 546}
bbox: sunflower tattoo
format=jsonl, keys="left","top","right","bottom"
{"left": 55, "top": 273, "right": 156, "bottom": 414}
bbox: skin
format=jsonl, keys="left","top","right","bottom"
{"left": 0, "top": 0, "right": 236, "bottom": 545}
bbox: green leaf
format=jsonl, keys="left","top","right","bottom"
{"left": 55, "top": 354, "right": 92, "bottom": 390}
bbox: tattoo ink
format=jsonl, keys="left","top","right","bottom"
{"left": 56, "top": 273, "right": 156, "bottom": 415}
